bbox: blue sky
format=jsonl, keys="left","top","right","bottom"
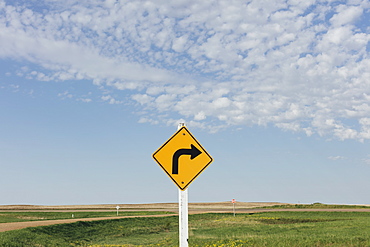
{"left": 1, "top": 0, "right": 370, "bottom": 205}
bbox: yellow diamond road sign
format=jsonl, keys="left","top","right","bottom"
{"left": 152, "top": 126, "right": 213, "bottom": 190}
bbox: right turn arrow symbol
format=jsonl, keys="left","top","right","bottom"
{"left": 172, "top": 144, "right": 202, "bottom": 174}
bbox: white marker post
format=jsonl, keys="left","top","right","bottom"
{"left": 232, "top": 199, "right": 236, "bottom": 217}
{"left": 178, "top": 122, "right": 188, "bottom": 247}
{"left": 116, "top": 205, "right": 120, "bottom": 216}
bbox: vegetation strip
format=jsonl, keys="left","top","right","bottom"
{"left": 0, "top": 212, "right": 176, "bottom": 232}
{"left": 0, "top": 211, "right": 173, "bottom": 223}
{"left": 0, "top": 211, "right": 370, "bottom": 246}
{"left": 262, "top": 202, "right": 370, "bottom": 209}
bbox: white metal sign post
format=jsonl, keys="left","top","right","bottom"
{"left": 152, "top": 122, "right": 213, "bottom": 247}
{"left": 179, "top": 185, "right": 189, "bottom": 246}
{"left": 178, "top": 123, "right": 189, "bottom": 247}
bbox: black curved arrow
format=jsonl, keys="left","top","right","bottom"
{"left": 172, "top": 144, "right": 202, "bottom": 174}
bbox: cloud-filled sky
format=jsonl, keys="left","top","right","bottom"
{"left": 1, "top": 0, "right": 370, "bottom": 205}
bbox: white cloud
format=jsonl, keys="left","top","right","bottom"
{"left": 101, "top": 95, "right": 122, "bottom": 104}
{"left": 330, "top": 5, "right": 363, "bottom": 27}
{"left": 57, "top": 91, "right": 73, "bottom": 99}
{"left": 132, "top": 94, "right": 154, "bottom": 105}
{"left": 1, "top": 0, "right": 370, "bottom": 140}
{"left": 78, "top": 98, "right": 92, "bottom": 103}
{"left": 362, "top": 153, "right": 370, "bottom": 165}
{"left": 194, "top": 111, "right": 206, "bottom": 121}
{"left": 328, "top": 156, "right": 346, "bottom": 161}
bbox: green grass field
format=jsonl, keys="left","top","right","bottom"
{"left": 262, "top": 202, "right": 370, "bottom": 209}
{"left": 0, "top": 211, "right": 172, "bottom": 224}
{"left": 1, "top": 211, "right": 370, "bottom": 246}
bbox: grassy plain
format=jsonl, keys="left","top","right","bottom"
{"left": 1, "top": 211, "right": 370, "bottom": 246}
{"left": 262, "top": 202, "right": 370, "bottom": 209}
{"left": 0, "top": 211, "right": 171, "bottom": 224}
